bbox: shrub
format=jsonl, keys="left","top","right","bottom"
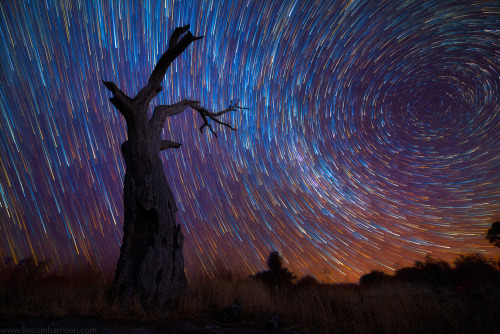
{"left": 296, "top": 275, "right": 318, "bottom": 289}
{"left": 359, "top": 270, "right": 391, "bottom": 286}
{"left": 452, "top": 253, "right": 499, "bottom": 288}
{"left": 253, "top": 251, "right": 296, "bottom": 287}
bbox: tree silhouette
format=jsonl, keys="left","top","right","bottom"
{"left": 103, "top": 25, "right": 244, "bottom": 310}
{"left": 453, "top": 254, "right": 497, "bottom": 276}
{"left": 486, "top": 221, "right": 500, "bottom": 247}
{"left": 359, "top": 270, "right": 391, "bottom": 286}
{"left": 254, "top": 251, "right": 296, "bottom": 287}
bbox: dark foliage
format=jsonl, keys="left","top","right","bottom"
{"left": 0, "top": 257, "right": 51, "bottom": 288}
{"left": 359, "top": 270, "right": 392, "bottom": 286}
{"left": 452, "top": 253, "right": 499, "bottom": 289}
{"left": 267, "top": 251, "right": 283, "bottom": 272}
{"left": 389, "top": 253, "right": 500, "bottom": 291}
{"left": 296, "top": 275, "right": 319, "bottom": 289}
{"left": 486, "top": 221, "right": 500, "bottom": 247}
{"left": 253, "top": 251, "right": 296, "bottom": 287}
{"left": 394, "top": 254, "right": 452, "bottom": 286}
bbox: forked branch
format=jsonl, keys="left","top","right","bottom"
{"left": 188, "top": 100, "right": 248, "bottom": 138}
{"left": 134, "top": 25, "right": 204, "bottom": 106}
{"left": 102, "top": 81, "right": 133, "bottom": 117}
{"left": 151, "top": 99, "right": 247, "bottom": 141}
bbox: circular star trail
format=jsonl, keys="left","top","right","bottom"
{"left": 1, "top": 0, "right": 499, "bottom": 282}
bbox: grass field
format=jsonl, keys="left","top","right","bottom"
{"left": 1, "top": 271, "right": 499, "bottom": 334}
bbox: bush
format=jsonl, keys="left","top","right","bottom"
{"left": 253, "top": 251, "right": 296, "bottom": 287}
{"left": 296, "top": 275, "right": 318, "bottom": 289}
{"left": 0, "top": 257, "right": 51, "bottom": 288}
{"left": 359, "top": 270, "right": 391, "bottom": 286}
{"left": 452, "top": 253, "right": 500, "bottom": 288}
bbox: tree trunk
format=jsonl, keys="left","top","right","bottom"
{"left": 106, "top": 138, "right": 187, "bottom": 310}
{"left": 102, "top": 25, "right": 244, "bottom": 311}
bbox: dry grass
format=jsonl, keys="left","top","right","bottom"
{"left": 1, "top": 275, "right": 499, "bottom": 333}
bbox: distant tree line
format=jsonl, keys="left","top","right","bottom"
{"left": 359, "top": 221, "right": 500, "bottom": 288}
{"left": 359, "top": 253, "right": 500, "bottom": 290}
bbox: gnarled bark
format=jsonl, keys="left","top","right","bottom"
{"left": 103, "top": 25, "right": 245, "bottom": 311}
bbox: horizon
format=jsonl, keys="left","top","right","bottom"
{"left": 1, "top": 0, "right": 499, "bottom": 284}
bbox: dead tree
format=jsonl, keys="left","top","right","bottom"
{"left": 103, "top": 25, "right": 245, "bottom": 310}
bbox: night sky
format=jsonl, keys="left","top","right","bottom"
{"left": 1, "top": 0, "right": 499, "bottom": 283}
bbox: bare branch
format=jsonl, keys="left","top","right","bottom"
{"left": 102, "top": 80, "right": 133, "bottom": 117}
{"left": 134, "top": 27, "right": 204, "bottom": 106}
{"left": 149, "top": 99, "right": 200, "bottom": 141}
{"left": 151, "top": 99, "right": 245, "bottom": 141}
{"left": 160, "top": 140, "right": 182, "bottom": 151}
{"left": 169, "top": 25, "right": 190, "bottom": 49}
{"left": 188, "top": 100, "right": 246, "bottom": 136}
{"left": 149, "top": 31, "right": 204, "bottom": 87}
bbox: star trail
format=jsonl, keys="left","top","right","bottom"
{"left": 1, "top": 0, "right": 499, "bottom": 282}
